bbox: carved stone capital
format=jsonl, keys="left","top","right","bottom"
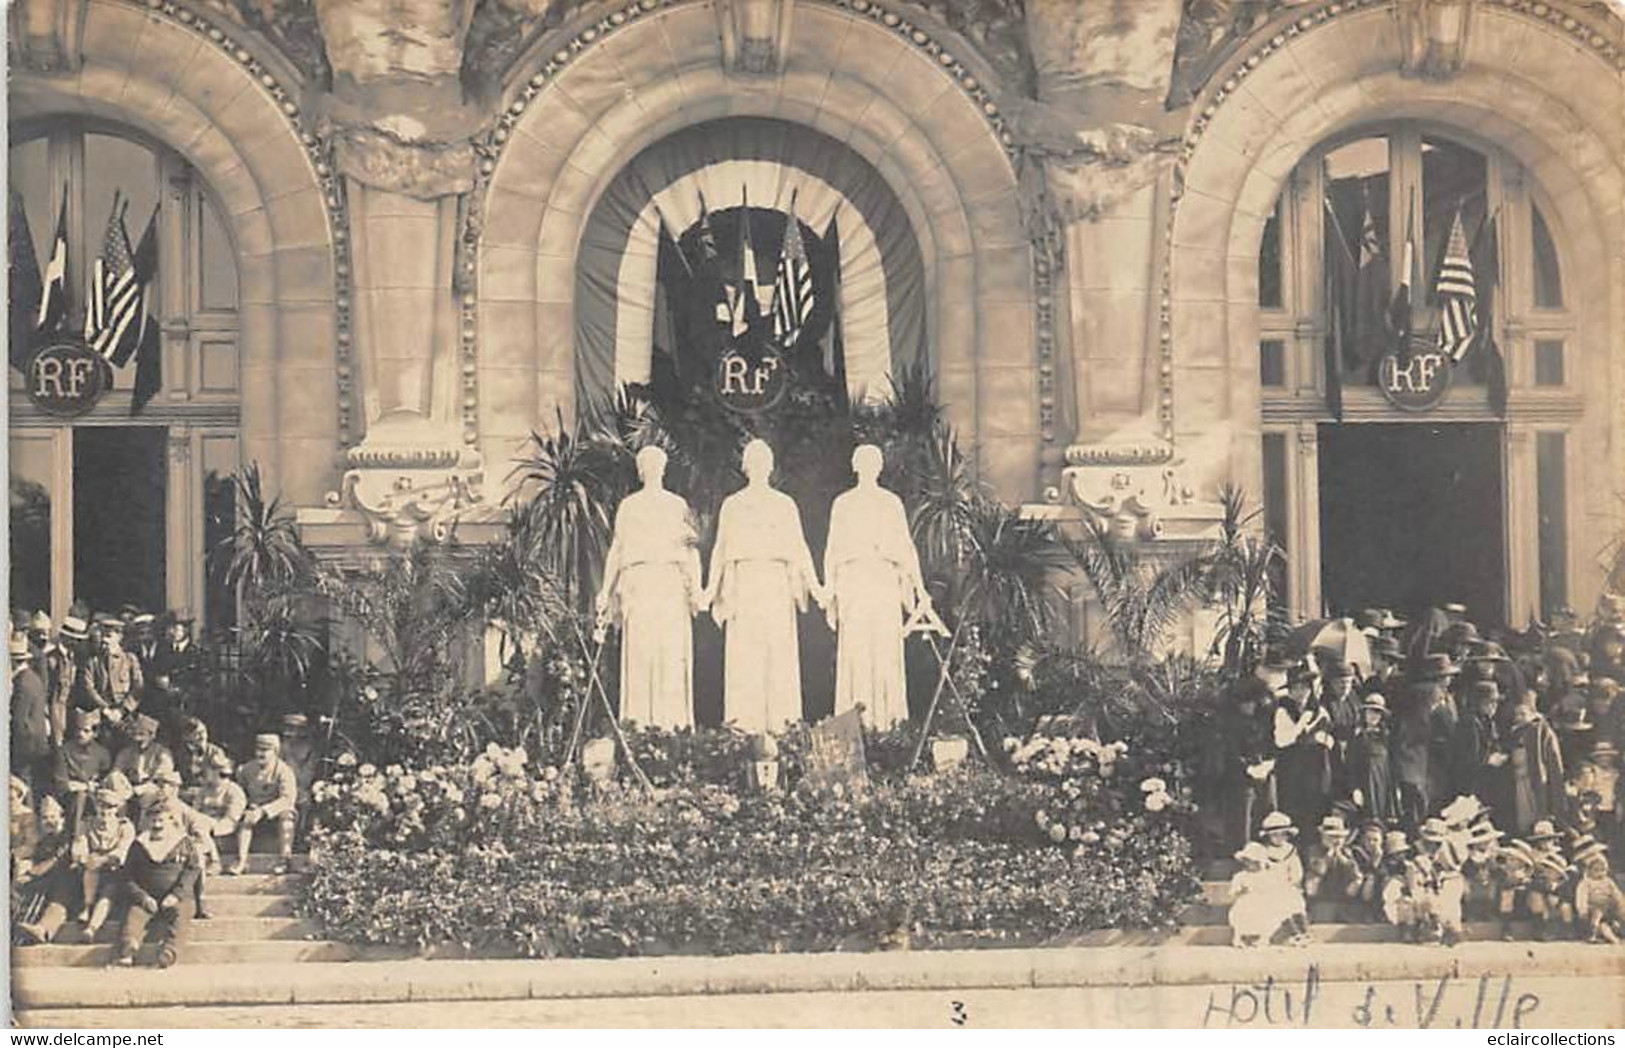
{"left": 8, "top": 0, "right": 88, "bottom": 75}
{"left": 1008, "top": 100, "right": 1180, "bottom": 224}
{"left": 1061, "top": 439, "right": 1224, "bottom": 543}
{"left": 1396, "top": 0, "right": 1477, "bottom": 82}
{"left": 336, "top": 413, "right": 490, "bottom": 548}
{"left": 717, "top": 0, "right": 796, "bottom": 78}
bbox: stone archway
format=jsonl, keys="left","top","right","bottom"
{"left": 9, "top": 0, "right": 344, "bottom": 504}
{"left": 1168, "top": 0, "right": 1624, "bottom": 613}
{"left": 473, "top": 0, "right": 1041, "bottom": 501}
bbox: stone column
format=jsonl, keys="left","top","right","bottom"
{"left": 300, "top": 0, "right": 495, "bottom": 549}
{"left": 1504, "top": 425, "right": 1539, "bottom": 628}
{"left": 1018, "top": 0, "right": 1221, "bottom": 543}
{"left": 1290, "top": 422, "right": 1323, "bottom": 622}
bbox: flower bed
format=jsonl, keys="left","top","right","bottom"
{"left": 300, "top": 734, "right": 1202, "bottom": 959}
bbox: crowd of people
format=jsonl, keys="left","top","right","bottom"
{"left": 8, "top": 606, "right": 313, "bottom": 968}
{"left": 1219, "top": 599, "right": 1625, "bottom": 947}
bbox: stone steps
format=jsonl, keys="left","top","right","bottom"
{"left": 11, "top": 939, "right": 373, "bottom": 968}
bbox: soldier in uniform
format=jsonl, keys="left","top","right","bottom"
{"left": 113, "top": 714, "right": 177, "bottom": 806}
{"left": 25, "top": 612, "right": 72, "bottom": 748}
{"left": 231, "top": 733, "right": 300, "bottom": 876}
{"left": 52, "top": 708, "right": 112, "bottom": 831}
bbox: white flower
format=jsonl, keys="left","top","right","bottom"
{"left": 336, "top": 753, "right": 357, "bottom": 768}
{"left": 1145, "top": 794, "right": 1169, "bottom": 813}
{"left": 398, "top": 775, "right": 417, "bottom": 794}
{"left": 479, "top": 792, "right": 502, "bottom": 810}
{"left": 1140, "top": 777, "right": 1167, "bottom": 794}
{"left": 358, "top": 763, "right": 378, "bottom": 778}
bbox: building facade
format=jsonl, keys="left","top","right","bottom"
{"left": 8, "top": 0, "right": 1624, "bottom": 636}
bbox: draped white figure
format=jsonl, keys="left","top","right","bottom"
{"left": 824, "top": 445, "right": 927, "bottom": 728}
{"left": 705, "top": 440, "right": 822, "bottom": 733}
{"left": 596, "top": 447, "right": 703, "bottom": 729}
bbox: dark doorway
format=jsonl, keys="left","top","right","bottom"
{"left": 74, "top": 427, "right": 167, "bottom": 614}
{"left": 1318, "top": 422, "right": 1505, "bottom": 626}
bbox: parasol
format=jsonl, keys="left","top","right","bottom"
{"left": 1285, "top": 616, "right": 1374, "bottom": 675}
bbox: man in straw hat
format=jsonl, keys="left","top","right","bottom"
{"left": 1304, "top": 813, "right": 1360, "bottom": 901}
{"left": 232, "top": 732, "right": 300, "bottom": 876}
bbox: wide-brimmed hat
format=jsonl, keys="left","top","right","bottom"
{"left": 1361, "top": 693, "right": 1389, "bottom": 714}
{"left": 1498, "top": 840, "right": 1537, "bottom": 866}
{"left": 1527, "top": 819, "right": 1561, "bottom": 843}
{"left": 1572, "top": 841, "right": 1609, "bottom": 867}
{"left": 94, "top": 615, "right": 125, "bottom": 633}
{"left": 1384, "top": 831, "right": 1411, "bottom": 855}
{"left": 1358, "top": 817, "right": 1386, "bottom": 834}
{"left": 59, "top": 615, "right": 89, "bottom": 641}
{"left": 1535, "top": 853, "right": 1570, "bottom": 879}
{"left": 1442, "top": 602, "right": 1469, "bottom": 618}
{"left": 164, "top": 608, "right": 195, "bottom": 625}
{"left": 1259, "top": 811, "right": 1298, "bottom": 836}
{"left": 1235, "top": 841, "right": 1270, "bottom": 865}
{"left": 1414, "top": 653, "right": 1460, "bottom": 681}
{"left": 1420, "top": 818, "right": 1450, "bottom": 843}
{"left": 1467, "top": 821, "right": 1505, "bottom": 846}
{"left": 1441, "top": 795, "right": 1488, "bottom": 826}
{"left": 1372, "top": 635, "right": 1403, "bottom": 659}
{"left": 1591, "top": 740, "right": 1620, "bottom": 759}
{"left": 1318, "top": 814, "right": 1351, "bottom": 837}
{"left": 8, "top": 632, "right": 31, "bottom": 659}
{"left": 1375, "top": 609, "right": 1407, "bottom": 630}
{"left": 1554, "top": 705, "right": 1594, "bottom": 732}
{"left": 1468, "top": 640, "right": 1512, "bottom": 663}
{"left": 1443, "top": 621, "right": 1481, "bottom": 647}
{"left": 281, "top": 713, "right": 309, "bottom": 731}
{"left": 27, "top": 611, "right": 51, "bottom": 633}
{"left": 128, "top": 613, "right": 155, "bottom": 630}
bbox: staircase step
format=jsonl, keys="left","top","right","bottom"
{"left": 204, "top": 872, "right": 306, "bottom": 895}
{"left": 11, "top": 940, "right": 376, "bottom": 968}
{"left": 19, "top": 917, "right": 323, "bottom": 947}
{"left": 1175, "top": 921, "right": 1534, "bottom": 946}
{"left": 188, "top": 893, "right": 298, "bottom": 917}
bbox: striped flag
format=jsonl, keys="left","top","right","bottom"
{"left": 728, "top": 188, "right": 760, "bottom": 339}
{"left": 770, "top": 195, "right": 814, "bottom": 348}
{"left": 85, "top": 195, "right": 146, "bottom": 364}
{"left": 9, "top": 190, "right": 43, "bottom": 371}
{"left": 1435, "top": 209, "right": 1478, "bottom": 363}
{"left": 37, "top": 189, "right": 68, "bottom": 333}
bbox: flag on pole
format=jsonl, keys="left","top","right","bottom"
{"left": 650, "top": 210, "right": 690, "bottom": 401}
{"left": 9, "top": 191, "right": 44, "bottom": 372}
{"left": 770, "top": 193, "right": 814, "bottom": 349}
{"left": 37, "top": 189, "right": 68, "bottom": 333}
{"left": 128, "top": 208, "right": 163, "bottom": 414}
{"left": 1435, "top": 209, "right": 1478, "bottom": 363}
{"left": 730, "top": 188, "right": 761, "bottom": 339}
{"left": 694, "top": 192, "right": 729, "bottom": 329}
{"left": 1389, "top": 193, "right": 1415, "bottom": 355}
{"left": 86, "top": 195, "right": 147, "bottom": 364}
{"left": 1348, "top": 185, "right": 1389, "bottom": 370}
{"left": 820, "top": 212, "right": 846, "bottom": 397}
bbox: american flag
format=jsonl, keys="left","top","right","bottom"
{"left": 771, "top": 198, "right": 814, "bottom": 348}
{"left": 1435, "top": 210, "right": 1478, "bottom": 363}
{"left": 85, "top": 196, "right": 145, "bottom": 365}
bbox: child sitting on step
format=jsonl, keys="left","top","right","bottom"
{"left": 1228, "top": 842, "right": 1293, "bottom": 947}
{"left": 74, "top": 786, "right": 136, "bottom": 942}
{"left": 1572, "top": 840, "right": 1623, "bottom": 944}
{"left": 1350, "top": 818, "right": 1387, "bottom": 912}
{"left": 1379, "top": 830, "right": 1425, "bottom": 942}
{"left": 1304, "top": 813, "right": 1361, "bottom": 901}
{"left": 1526, "top": 852, "right": 1575, "bottom": 941}
{"left": 1256, "top": 811, "right": 1312, "bottom": 945}
{"left": 1416, "top": 817, "right": 1466, "bottom": 946}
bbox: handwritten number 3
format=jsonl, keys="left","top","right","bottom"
{"left": 951, "top": 1001, "right": 968, "bottom": 1026}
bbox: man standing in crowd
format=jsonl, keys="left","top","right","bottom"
{"left": 82, "top": 616, "right": 143, "bottom": 722}
{"left": 11, "top": 632, "right": 52, "bottom": 791}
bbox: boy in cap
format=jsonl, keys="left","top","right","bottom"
{"left": 1526, "top": 851, "right": 1575, "bottom": 940}
{"left": 1571, "top": 840, "right": 1622, "bottom": 944}
{"left": 113, "top": 714, "right": 176, "bottom": 804}
{"left": 1350, "top": 818, "right": 1388, "bottom": 910}
{"left": 1493, "top": 839, "right": 1538, "bottom": 939}
{"left": 232, "top": 733, "right": 300, "bottom": 875}
{"left": 52, "top": 708, "right": 112, "bottom": 831}
{"left": 1304, "top": 813, "right": 1360, "bottom": 901}
{"left": 1379, "top": 830, "right": 1425, "bottom": 942}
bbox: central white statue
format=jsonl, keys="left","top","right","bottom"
{"left": 596, "top": 446, "right": 703, "bottom": 729}
{"left": 824, "top": 445, "right": 928, "bottom": 728}
{"left": 705, "top": 439, "right": 822, "bottom": 733}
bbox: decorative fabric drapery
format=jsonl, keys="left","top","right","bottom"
{"left": 575, "top": 117, "right": 927, "bottom": 405}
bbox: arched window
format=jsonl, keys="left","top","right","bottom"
{"left": 1256, "top": 123, "right": 1581, "bottom": 621}
{"left": 9, "top": 122, "right": 242, "bottom": 628}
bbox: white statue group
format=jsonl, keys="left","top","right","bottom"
{"left": 595, "top": 439, "right": 930, "bottom": 734}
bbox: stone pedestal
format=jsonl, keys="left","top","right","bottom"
{"left": 1061, "top": 437, "right": 1224, "bottom": 544}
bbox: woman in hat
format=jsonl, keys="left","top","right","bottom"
{"left": 1503, "top": 693, "right": 1567, "bottom": 835}
{"left": 112, "top": 801, "right": 202, "bottom": 968}
{"left": 1346, "top": 693, "right": 1400, "bottom": 823}
{"left": 1273, "top": 663, "right": 1334, "bottom": 832}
